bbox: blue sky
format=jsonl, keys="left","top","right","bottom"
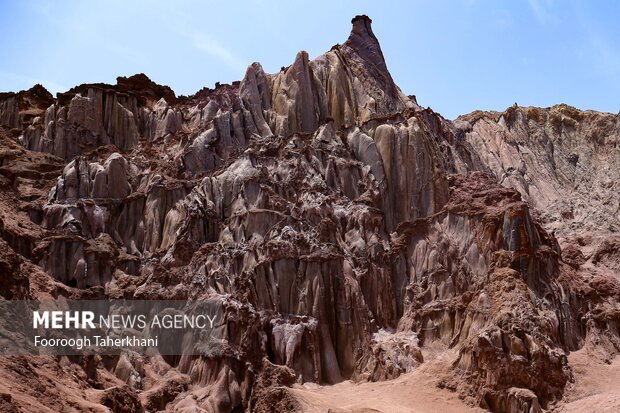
{"left": 0, "top": 0, "right": 618, "bottom": 119}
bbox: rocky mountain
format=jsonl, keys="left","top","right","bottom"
{"left": 0, "top": 15, "right": 618, "bottom": 413}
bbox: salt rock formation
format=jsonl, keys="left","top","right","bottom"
{"left": 10, "top": 74, "right": 184, "bottom": 160}
{"left": 456, "top": 106, "right": 620, "bottom": 285}
{"left": 0, "top": 84, "right": 54, "bottom": 129}
{"left": 0, "top": 14, "right": 618, "bottom": 413}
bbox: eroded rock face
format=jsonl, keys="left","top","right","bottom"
{"left": 456, "top": 105, "right": 620, "bottom": 283}
{"left": 0, "top": 14, "right": 618, "bottom": 413}
{"left": 0, "top": 84, "right": 54, "bottom": 129}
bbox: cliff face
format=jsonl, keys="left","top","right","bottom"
{"left": 0, "top": 15, "right": 618, "bottom": 413}
{"left": 457, "top": 106, "right": 620, "bottom": 275}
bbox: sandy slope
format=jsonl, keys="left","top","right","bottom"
{"left": 289, "top": 347, "right": 485, "bottom": 413}
{"left": 290, "top": 348, "right": 620, "bottom": 413}
{"left": 559, "top": 351, "right": 620, "bottom": 413}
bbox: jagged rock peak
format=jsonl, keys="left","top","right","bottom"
{"left": 0, "top": 83, "right": 54, "bottom": 109}
{"left": 344, "top": 14, "right": 394, "bottom": 91}
{"left": 22, "top": 83, "right": 54, "bottom": 105}
{"left": 0, "top": 83, "right": 55, "bottom": 128}
{"left": 59, "top": 73, "right": 176, "bottom": 106}
{"left": 116, "top": 73, "right": 177, "bottom": 104}
{"left": 350, "top": 15, "right": 377, "bottom": 42}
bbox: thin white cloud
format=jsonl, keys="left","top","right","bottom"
{"left": 26, "top": 1, "right": 147, "bottom": 64}
{"left": 528, "top": 0, "right": 559, "bottom": 25}
{"left": 187, "top": 30, "right": 247, "bottom": 72}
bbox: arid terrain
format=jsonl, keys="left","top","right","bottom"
{"left": 0, "top": 15, "right": 618, "bottom": 413}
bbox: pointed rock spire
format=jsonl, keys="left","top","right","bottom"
{"left": 346, "top": 15, "right": 386, "bottom": 70}
{"left": 338, "top": 15, "right": 409, "bottom": 119}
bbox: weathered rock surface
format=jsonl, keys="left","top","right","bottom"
{"left": 0, "top": 14, "right": 618, "bottom": 413}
